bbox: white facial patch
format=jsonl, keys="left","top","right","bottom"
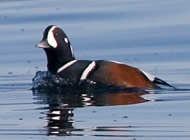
{"left": 64, "top": 37, "right": 69, "bottom": 44}
{"left": 80, "top": 61, "right": 96, "bottom": 80}
{"left": 47, "top": 26, "right": 57, "bottom": 48}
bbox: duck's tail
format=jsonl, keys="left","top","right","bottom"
{"left": 153, "top": 77, "right": 176, "bottom": 90}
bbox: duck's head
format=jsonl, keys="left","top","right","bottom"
{"left": 36, "top": 25, "right": 75, "bottom": 74}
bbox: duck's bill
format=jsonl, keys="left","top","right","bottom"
{"left": 36, "top": 40, "right": 51, "bottom": 48}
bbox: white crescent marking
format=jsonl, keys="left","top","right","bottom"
{"left": 80, "top": 61, "right": 96, "bottom": 80}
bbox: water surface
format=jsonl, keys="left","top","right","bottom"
{"left": 0, "top": 0, "right": 190, "bottom": 139}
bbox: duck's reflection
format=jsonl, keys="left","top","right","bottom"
{"left": 33, "top": 86, "right": 149, "bottom": 136}
{"left": 46, "top": 108, "right": 74, "bottom": 136}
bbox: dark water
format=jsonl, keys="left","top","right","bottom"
{"left": 0, "top": 0, "right": 190, "bottom": 139}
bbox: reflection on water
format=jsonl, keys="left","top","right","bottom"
{"left": 33, "top": 86, "right": 149, "bottom": 136}
{"left": 32, "top": 86, "right": 190, "bottom": 138}
{"left": 0, "top": 75, "right": 190, "bottom": 138}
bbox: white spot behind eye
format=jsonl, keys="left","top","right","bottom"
{"left": 47, "top": 26, "right": 57, "bottom": 48}
{"left": 64, "top": 37, "right": 69, "bottom": 43}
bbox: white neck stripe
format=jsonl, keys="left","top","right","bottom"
{"left": 80, "top": 61, "right": 96, "bottom": 81}
{"left": 70, "top": 45, "right": 74, "bottom": 57}
{"left": 57, "top": 60, "right": 77, "bottom": 73}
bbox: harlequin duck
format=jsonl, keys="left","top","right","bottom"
{"left": 36, "top": 25, "right": 175, "bottom": 89}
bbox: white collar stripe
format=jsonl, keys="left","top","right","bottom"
{"left": 80, "top": 61, "right": 96, "bottom": 81}
{"left": 57, "top": 60, "right": 77, "bottom": 73}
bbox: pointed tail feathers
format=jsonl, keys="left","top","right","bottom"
{"left": 153, "top": 77, "right": 176, "bottom": 89}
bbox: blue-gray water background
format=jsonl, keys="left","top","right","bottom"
{"left": 0, "top": 0, "right": 190, "bottom": 139}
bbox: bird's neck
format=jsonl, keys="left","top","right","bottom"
{"left": 45, "top": 48, "right": 75, "bottom": 74}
